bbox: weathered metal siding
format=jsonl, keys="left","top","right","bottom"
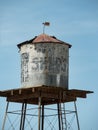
{"left": 20, "top": 43, "right": 69, "bottom": 89}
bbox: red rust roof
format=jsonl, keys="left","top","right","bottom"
{"left": 33, "top": 34, "right": 64, "bottom": 43}
{"left": 17, "top": 33, "right": 72, "bottom": 48}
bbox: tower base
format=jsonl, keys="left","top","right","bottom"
{"left": 0, "top": 86, "right": 93, "bottom": 130}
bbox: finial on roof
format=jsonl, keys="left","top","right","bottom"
{"left": 42, "top": 22, "right": 50, "bottom": 34}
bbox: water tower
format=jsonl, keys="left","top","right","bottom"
{"left": 0, "top": 25, "right": 93, "bottom": 130}
{"left": 17, "top": 33, "right": 71, "bottom": 89}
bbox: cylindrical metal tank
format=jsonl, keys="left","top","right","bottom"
{"left": 17, "top": 34, "right": 71, "bottom": 89}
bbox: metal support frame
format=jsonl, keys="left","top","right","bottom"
{"left": 20, "top": 102, "right": 27, "bottom": 130}
{"left": 2, "top": 101, "right": 9, "bottom": 130}
{"left": 1, "top": 101, "right": 81, "bottom": 130}
{"left": 58, "top": 103, "right": 67, "bottom": 130}
{"left": 38, "top": 97, "right": 41, "bottom": 130}
{"left": 63, "top": 103, "right": 67, "bottom": 130}
{"left": 74, "top": 101, "right": 80, "bottom": 130}
{"left": 41, "top": 104, "right": 44, "bottom": 130}
{"left": 1, "top": 86, "right": 87, "bottom": 130}
{"left": 57, "top": 101, "right": 81, "bottom": 130}
{"left": 57, "top": 103, "right": 61, "bottom": 130}
{"left": 20, "top": 103, "right": 24, "bottom": 130}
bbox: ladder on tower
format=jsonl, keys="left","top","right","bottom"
{"left": 59, "top": 103, "right": 67, "bottom": 130}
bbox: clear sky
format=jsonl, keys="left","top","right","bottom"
{"left": 0, "top": 0, "right": 98, "bottom": 129}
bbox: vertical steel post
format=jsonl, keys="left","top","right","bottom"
{"left": 41, "top": 104, "right": 44, "bottom": 130}
{"left": 57, "top": 103, "right": 61, "bottom": 130}
{"left": 2, "top": 101, "right": 9, "bottom": 130}
{"left": 22, "top": 103, "right": 27, "bottom": 130}
{"left": 74, "top": 101, "right": 80, "bottom": 130}
{"left": 20, "top": 103, "right": 25, "bottom": 130}
{"left": 38, "top": 97, "right": 41, "bottom": 130}
{"left": 43, "top": 24, "right": 45, "bottom": 34}
{"left": 63, "top": 103, "right": 67, "bottom": 130}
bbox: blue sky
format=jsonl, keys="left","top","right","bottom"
{"left": 0, "top": 0, "right": 98, "bottom": 129}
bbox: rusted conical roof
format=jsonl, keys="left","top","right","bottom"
{"left": 33, "top": 33, "right": 63, "bottom": 43}
{"left": 17, "top": 33, "right": 72, "bottom": 48}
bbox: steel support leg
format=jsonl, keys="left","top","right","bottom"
{"left": 2, "top": 101, "right": 9, "bottom": 130}
{"left": 41, "top": 104, "right": 44, "bottom": 130}
{"left": 20, "top": 103, "right": 27, "bottom": 130}
{"left": 38, "top": 97, "right": 41, "bottom": 130}
{"left": 74, "top": 101, "right": 80, "bottom": 130}
{"left": 63, "top": 103, "right": 67, "bottom": 130}
{"left": 57, "top": 103, "right": 61, "bottom": 130}
{"left": 20, "top": 103, "right": 24, "bottom": 130}
{"left": 22, "top": 103, "right": 27, "bottom": 130}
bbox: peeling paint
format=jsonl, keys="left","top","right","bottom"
{"left": 20, "top": 43, "right": 69, "bottom": 88}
